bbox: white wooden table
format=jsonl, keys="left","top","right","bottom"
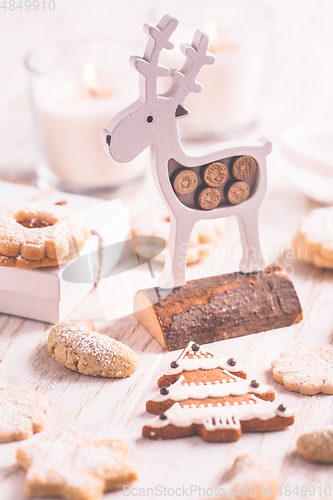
{"left": 1, "top": 1, "right": 333, "bottom": 499}
{"left": 0, "top": 148, "right": 333, "bottom": 500}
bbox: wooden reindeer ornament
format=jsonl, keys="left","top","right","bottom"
{"left": 101, "top": 15, "right": 302, "bottom": 350}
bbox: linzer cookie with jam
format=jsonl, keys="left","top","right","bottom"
{"left": 0, "top": 202, "right": 91, "bottom": 268}
{"left": 143, "top": 342, "right": 294, "bottom": 442}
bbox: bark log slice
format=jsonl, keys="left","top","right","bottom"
{"left": 134, "top": 266, "right": 303, "bottom": 350}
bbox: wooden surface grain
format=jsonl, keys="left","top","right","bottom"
{"left": 0, "top": 166, "right": 333, "bottom": 500}
{"left": 1, "top": 1, "right": 333, "bottom": 499}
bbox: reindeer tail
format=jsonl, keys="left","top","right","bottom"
{"left": 258, "top": 137, "right": 273, "bottom": 156}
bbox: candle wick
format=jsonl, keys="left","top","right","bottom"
{"left": 87, "top": 86, "right": 98, "bottom": 98}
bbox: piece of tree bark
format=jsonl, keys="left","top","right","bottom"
{"left": 134, "top": 266, "right": 302, "bottom": 350}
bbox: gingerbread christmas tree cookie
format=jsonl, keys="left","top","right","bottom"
{"left": 143, "top": 342, "right": 294, "bottom": 442}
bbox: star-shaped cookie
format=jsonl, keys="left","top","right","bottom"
{"left": 0, "top": 386, "right": 51, "bottom": 442}
{"left": 16, "top": 429, "right": 137, "bottom": 500}
{"left": 271, "top": 344, "right": 333, "bottom": 395}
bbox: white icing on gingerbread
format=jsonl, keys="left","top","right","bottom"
{"left": 147, "top": 398, "right": 293, "bottom": 430}
{"left": 152, "top": 375, "right": 270, "bottom": 402}
{"left": 164, "top": 341, "right": 245, "bottom": 376}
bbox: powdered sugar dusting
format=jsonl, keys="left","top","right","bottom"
{"left": 299, "top": 207, "right": 333, "bottom": 246}
{"left": 0, "top": 201, "right": 91, "bottom": 266}
{"left": 17, "top": 429, "right": 137, "bottom": 493}
{"left": 48, "top": 321, "right": 138, "bottom": 378}
{"left": 272, "top": 344, "right": 333, "bottom": 395}
{"left": 0, "top": 387, "right": 51, "bottom": 442}
{"left": 222, "top": 454, "right": 279, "bottom": 494}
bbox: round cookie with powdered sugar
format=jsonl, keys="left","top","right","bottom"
{"left": 297, "top": 426, "right": 333, "bottom": 463}
{"left": 0, "top": 387, "right": 51, "bottom": 443}
{"left": 48, "top": 321, "right": 138, "bottom": 378}
{"left": 271, "top": 344, "right": 333, "bottom": 395}
{"left": 293, "top": 207, "right": 333, "bottom": 269}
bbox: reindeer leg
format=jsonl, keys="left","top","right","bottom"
{"left": 158, "top": 216, "right": 194, "bottom": 289}
{"left": 237, "top": 209, "right": 265, "bottom": 274}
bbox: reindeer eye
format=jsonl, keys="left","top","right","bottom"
{"left": 147, "top": 116, "right": 153, "bottom": 123}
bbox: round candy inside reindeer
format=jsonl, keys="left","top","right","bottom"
{"left": 202, "top": 162, "right": 228, "bottom": 187}
{"left": 172, "top": 169, "right": 198, "bottom": 196}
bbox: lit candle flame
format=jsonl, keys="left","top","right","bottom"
{"left": 83, "top": 61, "right": 98, "bottom": 98}
{"left": 203, "top": 20, "right": 219, "bottom": 49}
{"left": 203, "top": 20, "right": 237, "bottom": 54}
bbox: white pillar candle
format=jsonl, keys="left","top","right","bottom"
{"left": 26, "top": 40, "right": 147, "bottom": 192}
{"left": 181, "top": 35, "right": 266, "bottom": 139}
{"left": 154, "top": 1, "right": 271, "bottom": 139}
{"left": 33, "top": 72, "right": 145, "bottom": 189}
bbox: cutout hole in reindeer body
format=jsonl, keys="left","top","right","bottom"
{"left": 168, "top": 155, "right": 258, "bottom": 211}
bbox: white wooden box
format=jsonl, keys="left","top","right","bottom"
{"left": 0, "top": 181, "right": 130, "bottom": 323}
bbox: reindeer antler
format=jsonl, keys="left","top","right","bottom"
{"left": 130, "top": 14, "right": 178, "bottom": 101}
{"left": 167, "top": 30, "right": 215, "bottom": 105}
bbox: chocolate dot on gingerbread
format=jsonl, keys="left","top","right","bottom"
{"left": 160, "top": 387, "right": 169, "bottom": 395}
{"left": 227, "top": 358, "right": 237, "bottom": 367}
{"left": 172, "top": 169, "right": 198, "bottom": 196}
{"left": 250, "top": 380, "right": 260, "bottom": 388}
{"left": 202, "top": 162, "right": 228, "bottom": 187}
{"left": 191, "top": 343, "right": 200, "bottom": 352}
{"left": 196, "top": 187, "right": 221, "bottom": 210}
{"left": 226, "top": 181, "right": 250, "bottom": 205}
{"left": 170, "top": 361, "right": 179, "bottom": 369}
{"left": 232, "top": 155, "right": 257, "bottom": 181}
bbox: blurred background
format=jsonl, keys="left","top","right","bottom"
{"left": 1, "top": 0, "right": 333, "bottom": 199}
